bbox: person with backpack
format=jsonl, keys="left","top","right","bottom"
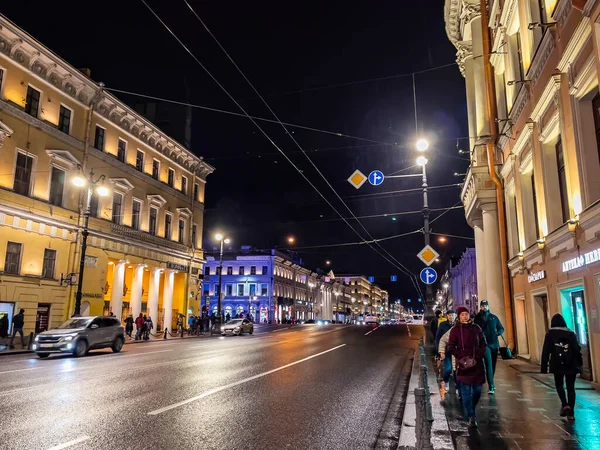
{"left": 474, "top": 300, "right": 505, "bottom": 394}
{"left": 9, "top": 309, "right": 26, "bottom": 349}
{"left": 446, "top": 306, "right": 487, "bottom": 428}
{"left": 541, "top": 314, "right": 583, "bottom": 420}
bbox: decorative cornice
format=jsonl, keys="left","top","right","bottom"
{"left": 500, "top": 153, "right": 515, "bottom": 179}
{"left": 530, "top": 74, "right": 561, "bottom": 122}
{"left": 512, "top": 122, "right": 534, "bottom": 157}
{"left": 583, "top": 0, "right": 600, "bottom": 16}
{"left": 545, "top": 222, "right": 576, "bottom": 258}
{"left": 500, "top": 0, "right": 519, "bottom": 32}
{"left": 176, "top": 207, "right": 192, "bottom": 218}
{"left": 444, "top": 0, "right": 463, "bottom": 48}
{"left": 0, "top": 119, "right": 14, "bottom": 148}
{"left": 557, "top": 17, "right": 592, "bottom": 72}
{"left": 147, "top": 194, "right": 167, "bottom": 209}
{"left": 526, "top": 31, "right": 555, "bottom": 85}
{"left": 519, "top": 148, "right": 534, "bottom": 173}
{"left": 46, "top": 149, "right": 80, "bottom": 169}
{"left": 0, "top": 15, "right": 215, "bottom": 179}
{"left": 539, "top": 111, "right": 560, "bottom": 142}
{"left": 578, "top": 200, "right": 600, "bottom": 242}
{"left": 491, "top": 26, "right": 507, "bottom": 69}
{"left": 509, "top": 86, "right": 530, "bottom": 125}
{"left": 109, "top": 178, "right": 134, "bottom": 193}
{"left": 554, "top": 0, "right": 573, "bottom": 27}
{"left": 456, "top": 41, "right": 473, "bottom": 76}
{"left": 569, "top": 53, "right": 597, "bottom": 97}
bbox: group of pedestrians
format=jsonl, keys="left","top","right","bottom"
{"left": 0, "top": 308, "right": 25, "bottom": 349}
{"left": 188, "top": 315, "right": 212, "bottom": 335}
{"left": 433, "top": 300, "right": 584, "bottom": 427}
{"left": 124, "top": 313, "right": 153, "bottom": 340}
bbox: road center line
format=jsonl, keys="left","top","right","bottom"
{"left": 118, "top": 349, "right": 173, "bottom": 358}
{"left": 365, "top": 326, "right": 379, "bottom": 336}
{"left": 147, "top": 344, "right": 347, "bottom": 416}
{"left": 0, "top": 367, "right": 42, "bottom": 375}
{"left": 271, "top": 328, "right": 286, "bottom": 333}
{"left": 46, "top": 435, "right": 91, "bottom": 450}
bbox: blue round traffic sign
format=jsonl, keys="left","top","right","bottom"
{"left": 419, "top": 267, "right": 437, "bottom": 285}
{"left": 368, "top": 170, "right": 385, "bottom": 186}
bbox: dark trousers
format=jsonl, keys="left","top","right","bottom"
{"left": 442, "top": 357, "right": 453, "bottom": 384}
{"left": 483, "top": 347, "right": 498, "bottom": 387}
{"left": 554, "top": 373, "right": 577, "bottom": 410}
{"left": 460, "top": 384, "right": 482, "bottom": 419}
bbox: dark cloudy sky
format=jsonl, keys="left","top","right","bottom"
{"left": 3, "top": 0, "right": 473, "bottom": 302}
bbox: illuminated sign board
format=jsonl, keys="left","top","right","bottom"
{"left": 562, "top": 248, "right": 600, "bottom": 273}
{"left": 528, "top": 270, "right": 546, "bottom": 283}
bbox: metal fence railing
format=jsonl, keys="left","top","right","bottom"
{"left": 414, "top": 336, "right": 434, "bottom": 450}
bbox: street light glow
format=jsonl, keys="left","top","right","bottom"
{"left": 224, "top": 238, "right": 231, "bottom": 244}
{"left": 416, "top": 138, "right": 429, "bottom": 152}
{"left": 287, "top": 236, "right": 295, "bottom": 244}
{"left": 438, "top": 236, "right": 447, "bottom": 243}
{"left": 72, "top": 175, "right": 87, "bottom": 187}
{"left": 325, "top": 260, "right": 331, "bottom": 265}
{"left": 215, "top": 233, "right": 224, "bottom": 241}
{"left": 443, "top": 283, "right": 449, "bottom": 289}
{"left": 416, "top": 156, "right": 428, "bottom": 166}
{"left": 96, "top": 185, "right": 109, "bottom": 197}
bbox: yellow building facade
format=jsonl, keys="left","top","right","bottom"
{"left": 0, "top": 15, "right": 213, "bottom": 337}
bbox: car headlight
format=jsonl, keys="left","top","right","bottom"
{"left": 234, "top": 327, "right": 240, "bottom": 330}
{"left": 221, "top": 326, "right": 225, "bottom": 331}
{"left": 61, "top": 334, "right": 77, "bottom": 341}
{"left": 35, "top": 335, "right": 39, "bottom": 342}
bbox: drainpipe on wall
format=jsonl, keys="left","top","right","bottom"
{"left": 479, "top": 0, "right": 515, "bottom": 348}
{"left": 66, "top": 83, "right": 104, "bottom": 319}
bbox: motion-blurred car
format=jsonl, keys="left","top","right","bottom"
{"left": 221, "top": 318, "right": 254, "bottom": 336}
{"left": 33, "top": 316, "right": 124, "bottom": 358}
{"left": 304, "top": 319, "right": 316, "bottom": 324}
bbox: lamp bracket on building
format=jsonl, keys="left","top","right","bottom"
{"left": 60, "top": 272, "right": 78, "bottom": 286}
{"left": 528, "top": 22, "right": 557, "bottom": 30}
{"left": 506, "top": 79, "right": 531, "bottom": 86}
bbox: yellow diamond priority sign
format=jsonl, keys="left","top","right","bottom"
{"left": 417, "top": 245, "right": 439, "bottom": 267}
{"left": 347, "top": 169, "right": 367, "bottom": 189}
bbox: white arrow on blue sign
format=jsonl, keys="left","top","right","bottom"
{"left": 419, "top": 267, "right": 437, "bottom": 285}
{"left": 368, "top": 170, "right": 385, "bottom": 186}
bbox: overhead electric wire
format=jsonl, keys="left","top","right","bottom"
{"left": 183, "top": 0, "right": 425, "bottom": 298}
{"left": 299, "top": 205, "right": 463, "bottom": 224}
{"left": 282, "top": 230, "right": 422, "bottom": 250}
{"left": 429, "top": 201, "right": 463, "bottom": 225}
{"left": 140, "top": 0, "right": 423, "bottom": 297}
{"left": 431, "top": 232, "right": 474, "bottom": 241}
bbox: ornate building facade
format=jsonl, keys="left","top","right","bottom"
{"left": 0, "top": 15, "right": 213, "bottom": 338}
{"left": 445, "top": 0, "right": 600, "bottom": 385}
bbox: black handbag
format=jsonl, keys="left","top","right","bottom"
{"left": 457, "top": 326, "right": 478, "bottom": 371}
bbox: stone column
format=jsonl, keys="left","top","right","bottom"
{"left": 147, "top": 268, "right": 161, "bottom": 327}
{"left": 129, "top": 264, "right": 147, "bottom": 319}
{"left": 110, "top": 260, "right": 128, "bottom": 323}
{"left": 162, "top": 270, "right": 175, "bottom": 332}
{"left": 473, "top": 218, "right": 487, "bottom": 307}
{"left": 481, "top": 204, "right": 508, "bottom": 329}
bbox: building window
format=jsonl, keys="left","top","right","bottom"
{"left": 194, "top": 183, "right": 199, "bottom": 201}
{"left": 49, "top": 166, "right": 65, "bottom": 206}
{"left": 168, "top": 168, "right": 174, "bottom": 187}
{"left": 132, "top": 199, "right": 142, "bottom": 230}
{"left": 149, "top": 208, "right": 158, "bottom": 236}
{"left": 192, "top": 224, "right": 197, "bottom": 247}
{"left": 216, "top": 267, "right": 222, "bottom": 275}
{"left": 226, "top": 284, "right": 233, "bottom": 296}
{"left": 0, "top": 69, "right": 4, "bottom": 91}
{"left": 135, "top": 150, "right": 144, "bottom": 172}
{"left": 4, "top": 242, "right": 22, "bottom": 275}
{"left": 178, "top": 219, "right": 185, "bottom": 244}
{"left": 227, "top": 266, "right": 233, "bottom": 275}
{"left": 152, "top": 159, "right": 160, "bottom": 180}
{"left": 14, "top": 152, "right": 34, "bottom": 196}
{"left": 553, "top": 138, "right": 569, "bottom": 223}
{"left": 262, "top": 265, "right": 268, "bottom": 275}
{"left": 181, "top": 176, "right": 187, "bottom": 195}
{"left": 239, "top": 266, "right": 245, "bottom": 276}
{"left": 531, "top": 170, "right": 540, "bottom": 240}
{"left": 250, "top": 266, "right": 256, "bottom": 275}
{"left": 516, "top": 32, "right": 525, "bottom": 82}
{"left": 112, "top": 192, "right": 123, "bottom": 224}
{"left": 261, "top": 283, "right": 268, "bottom": 296}
{"left": 25, "top": 85, "right": 40, "bottom": 118}
{"left": 117, "top": 139, "right": 127, "bottom": 162}
{"left": 203, "top": 283, "right": 209, "bottom": 296}
{"left": 164, "top": 213, "right": 172, "bottom": 239}
{"left": 249, "top": 284, "right": 257, "bottom": 296}
{"left": 237, "top": 284, "right": 244, "bottom": 296}
{"left": 89, "top": 190, "right": 99, "bottom": 218}
{"left": 94, "top": 126, "right": 105, "bottom": 151}
{"left": 42, "top": 248, "right": 57, "bottom": 279}
{"left": 58, "top": 105, "right": 72, "bottom": 134}
{"left": 204, "top": 266, "right": 210, "bottom": 276}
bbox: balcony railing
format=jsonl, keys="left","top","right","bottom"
{"left": 110, "top": 223, "right": 188, "bottom": 253}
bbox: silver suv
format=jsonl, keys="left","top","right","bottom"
{"left": 33, "top": 316, "right": 125, "bottom": 358}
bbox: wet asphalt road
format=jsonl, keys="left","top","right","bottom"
{"left": 0, "top": 323, "right": 416, "bottom": 450}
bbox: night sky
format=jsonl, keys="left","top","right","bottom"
{"left": 3, "top": 0, "right": 473, "bottom": 301}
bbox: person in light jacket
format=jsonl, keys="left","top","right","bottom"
{"left": 436, "top": 309, "right": 456, "bottom": 399}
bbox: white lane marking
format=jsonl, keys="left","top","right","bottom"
{"left": 0, "top": 367, "right": 42, "bottom": 375}
{"left": 364, "top": 326, "right": 379, "bottom": 336}
{"left": 118, "top": 349, "right": 173, "bottom": 358}
{"left": 148, "top": 344, "right": 347, "bottom": 415}
{"left": 46, "top": 435, "right": 91, "bottom": 450}
{"left": 406, "top": 324, "right": 412, "bottom": 337}
{"left": 271, "top": 328, "right": 287, "bottom": 333}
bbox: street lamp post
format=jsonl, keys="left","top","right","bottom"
{"left": 214, "top": 234, "right": 230, "bottom": 331}
{"left": 72, "top": 169, "right": 109, "bottom": 317}
{"left": 416, "top": 140, "right": 433, "bottom": 315}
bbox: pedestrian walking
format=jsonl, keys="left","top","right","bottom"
{"left": 188, "top": 314, "right": 194, "bottom": 334}
{"left": 143, "top": 315, "right": 153, "bottom": 340}
{"left": 9, "top": 308, "right": 26, "bottom": 349}
{"left": 430, "top": 310, "right": 442, "bottom": 347}
{"left": 125, "top": 315, "right": 134, "bottom": 338}
{"left": 474, "top": 299, "right": 504, "bottom": 394}
{"left": 541, "top": 314, "right": 583, "bottom": 420}
{"left": 225, "top": 312, "right": 231, "bottom": 322}
{"left": 436, "top": 309, "right": 456, "bottom": 399}
{"left": 0, "top": 314, "right": 8, "bottom": 339}
{"left": 446, "top": 306, "right": 486, "bottom": 428}
{"left": 135, "top": 313, "right": 144, "bottom": 340}
{"left": 177, "top": 314, "right": 184, "bottom": 334}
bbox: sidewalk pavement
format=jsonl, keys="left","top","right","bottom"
{"left": 439, "top": 356, "right": 600, "bottom": 450}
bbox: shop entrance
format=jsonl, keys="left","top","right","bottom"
{"left": 532, "top": 293, "right": 550, "bottom": 361}
{"left": 515, "top": 298, "right": 529, "bottom": 357}
{"left": 560, "top": 287, "right": 592, "bottom": 380}
{"left": 35, "top": 304, "right": 51, "bottom": 333}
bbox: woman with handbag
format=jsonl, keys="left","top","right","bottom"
{"left": 446, "top": 306, "right": 487, "bottom": 428}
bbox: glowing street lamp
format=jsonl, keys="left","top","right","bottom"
{"left": 214, "top": 233, "right": 231, "bottom": 331}
{"left": 287, "top": 236, "right": 296, "bottom": 244}
{"left": 416, "top": 155, "right": 428, "bottom": 166}
{"left": 416, "top": 138, "right": 429, "bottom": 152}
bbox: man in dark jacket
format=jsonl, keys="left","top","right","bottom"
{"left": 9, "top": 308, "right": 26, "bottom": 348}
{"left": 430, "top": 310, "right": 442, "bottom": 347}
{"left": 541, "top": 314, "right": 583, "bottom": 420}
{"left": 474, "top": 300, "right": 504, "bottom": 394}
{"left": 135, "top": 313, "right": 144, "bottom": 340}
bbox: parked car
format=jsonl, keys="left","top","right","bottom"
{"left": 33, "top": 316, "right": 125, "bottom": 358}
{"left": 221, "top": 318, "right": 254, "bottom": 336}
